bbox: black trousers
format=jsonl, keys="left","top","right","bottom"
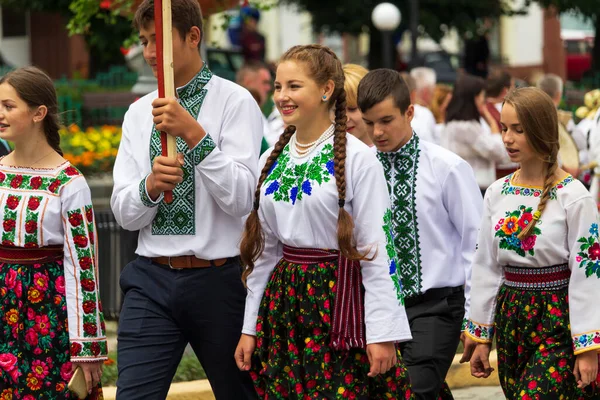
{"left": 115, "top": 256, "right": 257, "bottom": 400}
{"left": 400, "top": 288, "right": 465, "bottom": 400}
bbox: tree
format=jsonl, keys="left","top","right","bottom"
{"left": 526, "top": 0, "right": 599, "bottom": 74}
{"left": 280, "top": 0, "right": 522, "bottom": 68}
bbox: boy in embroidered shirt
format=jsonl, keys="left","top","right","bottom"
{"left": 358, "top": 69, "right": 483, "bottom": 399}
{"left": 110, "top": 0, "right": 262, "bottom": 398}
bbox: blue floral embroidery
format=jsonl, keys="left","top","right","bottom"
{"left": 263, "top": 143, "right": 334, "bottom": 204}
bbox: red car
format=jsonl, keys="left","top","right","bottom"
{"left": 563, "top": 32, "right": 594, "bottom": 81}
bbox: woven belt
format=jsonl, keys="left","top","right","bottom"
{"left": 151, "top": 256, "right": 228, "bottom": 269}
{"left": 0, "top": 245, "right": 63, "bottom": 265}
{"left": 282, "top": 245, "right": 366, "bottom": 350}
{"left": 504, "top": 263, "right": 569, "bottom": 290}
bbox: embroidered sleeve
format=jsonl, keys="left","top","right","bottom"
{"left": 187, "top": 133, "right": 216, "bottom": 166}
{"left": 62, "top": 181, "right": 108, "bottom": 362}
{"left": 352, "top": 158, "right": 411, "bottom": 344}
{"left": 465, "top": 189, "right": 504, "bottom": 343}
{"left": 139, "top": 175, "right": 163, "bottom": 208}
{"left": 110, "top": 110, "right": 161, "bottom": 231}
{"left": 566, "top": 196, "right": 600, "bottom": 354}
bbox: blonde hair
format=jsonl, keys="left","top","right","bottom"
{"left": 504, "top": 87, "right": 559, "bottom": 239}
{"left": 431, "top": 84, "right": 453, "bottom": 123}
{"left": 343, "top": 64, "right": 368, "bottom": 108}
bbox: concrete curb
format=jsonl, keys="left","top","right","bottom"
{"left": 103, "top": 351, "right": 499, "bottom": 399}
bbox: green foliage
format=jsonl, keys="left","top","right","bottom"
{"left": 101, "top": 352, "right": 207, "bottom": 386}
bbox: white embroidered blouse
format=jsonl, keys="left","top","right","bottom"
{"left": 0, "top": 162, "right": 107, "bottom": 362}
{"left": 242, "top": 129, "right": 412, "bottom": 344}
{"left": 466, "top": 173, "right": 600, "bottom": 354}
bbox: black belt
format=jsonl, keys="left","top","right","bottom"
{"left": 404, "top": 285, "right": 463, "bottom": 308}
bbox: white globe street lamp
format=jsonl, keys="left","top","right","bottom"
{"left": 371, "top": 3, "right": 402, "bottom": 69}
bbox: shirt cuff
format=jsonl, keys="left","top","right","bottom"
{"left": 572, "top": 330, "right": 600, "bottom": 355}
{"left": 187, "top": 133, "right": 216, "bottom": 167}
{"left": 461, "top": 318, "right": 469, "bottom": 332}
{"left": 464, "top": 319, "right": 495, "bottom": 343}
{"left": 70, "top": 339, "right": 108, "bottom": 362}
{"left": 139, "top": 176, "right": 163, "bottom": 207}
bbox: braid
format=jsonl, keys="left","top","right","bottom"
{"left": 241, "top": 125, "right": 296, "bottom": 284}
{"left": 333, "top": 90, "right": 373, "bottom": 261}
{"left": 518, "top": 158, "right": 558, "bottom": 239}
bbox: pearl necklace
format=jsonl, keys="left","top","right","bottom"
{"left": 290, "top": 125, "right": 335, "bottom": 158}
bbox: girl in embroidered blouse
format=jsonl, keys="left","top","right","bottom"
{"left": 234, "top": 45, "right": 414, "bottom": 398}
{"left": 462, "top": 87, "right": 600, "bottom": 399}
{"left": 343, "top": 64, "right": 372, "bottom": 147}
{"left": 0, "top": 67, "right": 106, "bottom": 399}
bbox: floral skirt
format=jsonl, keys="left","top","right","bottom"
{"left": 251, "top": 257, "right": 414, "bottom": 399}
{"left": 0, "top": 261, "right": 102, "bottom": 399}
{"left": 495, "top": 285, "right": 599, "bottom": 400}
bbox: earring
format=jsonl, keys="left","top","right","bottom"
{"left": 322, "top": 95, "right": 327, "bottom": 101}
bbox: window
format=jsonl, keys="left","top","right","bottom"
{"left": 2, "top": 8, "right": 27, "bottom": 37}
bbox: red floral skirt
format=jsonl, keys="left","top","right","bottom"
{"left": 0, "top": 261, "right": 102, "bottom": 399}
{"left": 495, "top": 285, "right": 599, "bottom": 399}
{"left": 251, "top": 257, "right": 414, "bottom": 399}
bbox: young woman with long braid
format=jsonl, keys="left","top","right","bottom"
{"left": 234, "top": 45, "right": 414, "bottom": 398}
{"left": 462, "top": 87, "right": 600, "bottom": 399}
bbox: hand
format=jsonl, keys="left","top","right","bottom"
{"left": 152, "top": 97, "right": 206, "bottom": 147}
{"left": 72, "top": 361, "right": 104, "bottom": 394}
{"left": 146, "top": 154, "right": 185, "bottom": 200}
{"left": 235, "top": 334, "right": 256, "bottom": 371}
{"left": 460, "top": 334, "right": 476, "bottom": 363}
{"left": 470, "top": 343, "right": 494, "bottom": 378}
{"left": 574, "top": 350, "right": 599, "bottom": 389}
{"left": 366, "top": 342, "right": 397, "bottom": 377}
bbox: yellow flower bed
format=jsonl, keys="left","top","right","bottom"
{"left": 60, "top": 124, "right": 121, "bottom": 176}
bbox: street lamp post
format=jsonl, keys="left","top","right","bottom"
{"left": 371, "top": 3, "right": 401, "bottom": 69}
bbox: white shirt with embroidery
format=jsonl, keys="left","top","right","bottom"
{"left": 111, "top": 67, "right": 263, "bottom": 259}
{"left": 375, "top": 134, "right": 482, "bottom": 329}
{"left": 242, "top": 130, "right": 412, "bottom": 344}
{"left": 589, "top": 108, "right": 600, "bottom": 202}
{"left": 0, "top": 162, "right": 107, "bottom": 362}
{"left": 466, "top": 173, "right": 600, "bottom": 354}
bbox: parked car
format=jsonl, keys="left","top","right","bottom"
{"left": 398, "top": 49, "right": 459, "bottom": 84}
{"left": 204, "top": 47, "right": 244, "bottom": 82}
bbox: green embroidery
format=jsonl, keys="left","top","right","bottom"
{"left": 24, "top": 196, "right": 44, "bottom": 248}
{"left": 2, "top": 194, "right": 22, "bottom": 246}
{"left": 383, "top": 209, "right": 403, "bottom": 306}
{"left": 0, "top": 166, "right": 81, "bottom": 195}
{"left": 67, "top": 208, "right": 99, "bottom": 338}
{"left": 189, "top": 134, "right": 216, "bottom": 166}
{"left": 149, "top": 65, "right": 212, "bottom": 235}
{"left": 263, "top": 143, "right": 335, "bottom": 204}
{"left": 494, "top": 205, "right": 541, "bottom": 257}
{"left": 139, "top": 178, "right": 159, "bottom": 208}
{"left": 576, "top": 223, "right": 600, "bottom": 278}
{"left": 377, "top": 135, "right": 422, "bottom": 299}
{"left": 500, "top": 173, "right": 574, "bottom": 199}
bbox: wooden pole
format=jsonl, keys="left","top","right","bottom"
{"left": 154, "top": 0, "right": 176, "bottom": 203}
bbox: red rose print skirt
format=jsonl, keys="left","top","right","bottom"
{"left": 0, "top": 261, "right": 103, "bottom": 399}
{"left": 251, "top": 257, "right": 414, "bottom": 399}
{"left": 495, "top": 285, "right": 599, "bottom": 399}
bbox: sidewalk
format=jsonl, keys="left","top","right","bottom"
{"left": 102, "top": 351, "right": 500, "bottom": 400}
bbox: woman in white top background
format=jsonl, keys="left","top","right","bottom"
{"left": 462, "top": 87, "right": 599, "bottom": 399}
{"left": 442, "top": 74, "right": 510, "bottom": 195}
{"left": 234, "top": 44, "right": 414, "bottom": 399}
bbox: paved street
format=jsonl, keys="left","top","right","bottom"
{"left": 453, "top": 386, "right": 505, "bottom": 399}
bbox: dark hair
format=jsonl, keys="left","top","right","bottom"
{"left": 485, "top": 70, "right": 512, "bottom": 98}
{"left": 134, "top": 0, "right": 203, "bottom": 47}
{"left": 241, "top": 44, "right": 368, "bottom": 284}
{"left": 357, "top": 69, "right": 411, "bottom": 114}
{"left": 504, "top": 87, "right": 559, "bottom": 239}
{"left": 0, "top": 67, "right": 62, "bottom": 155}
{"left": 445, "top": 74, "right": 485, "bottom": 123}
